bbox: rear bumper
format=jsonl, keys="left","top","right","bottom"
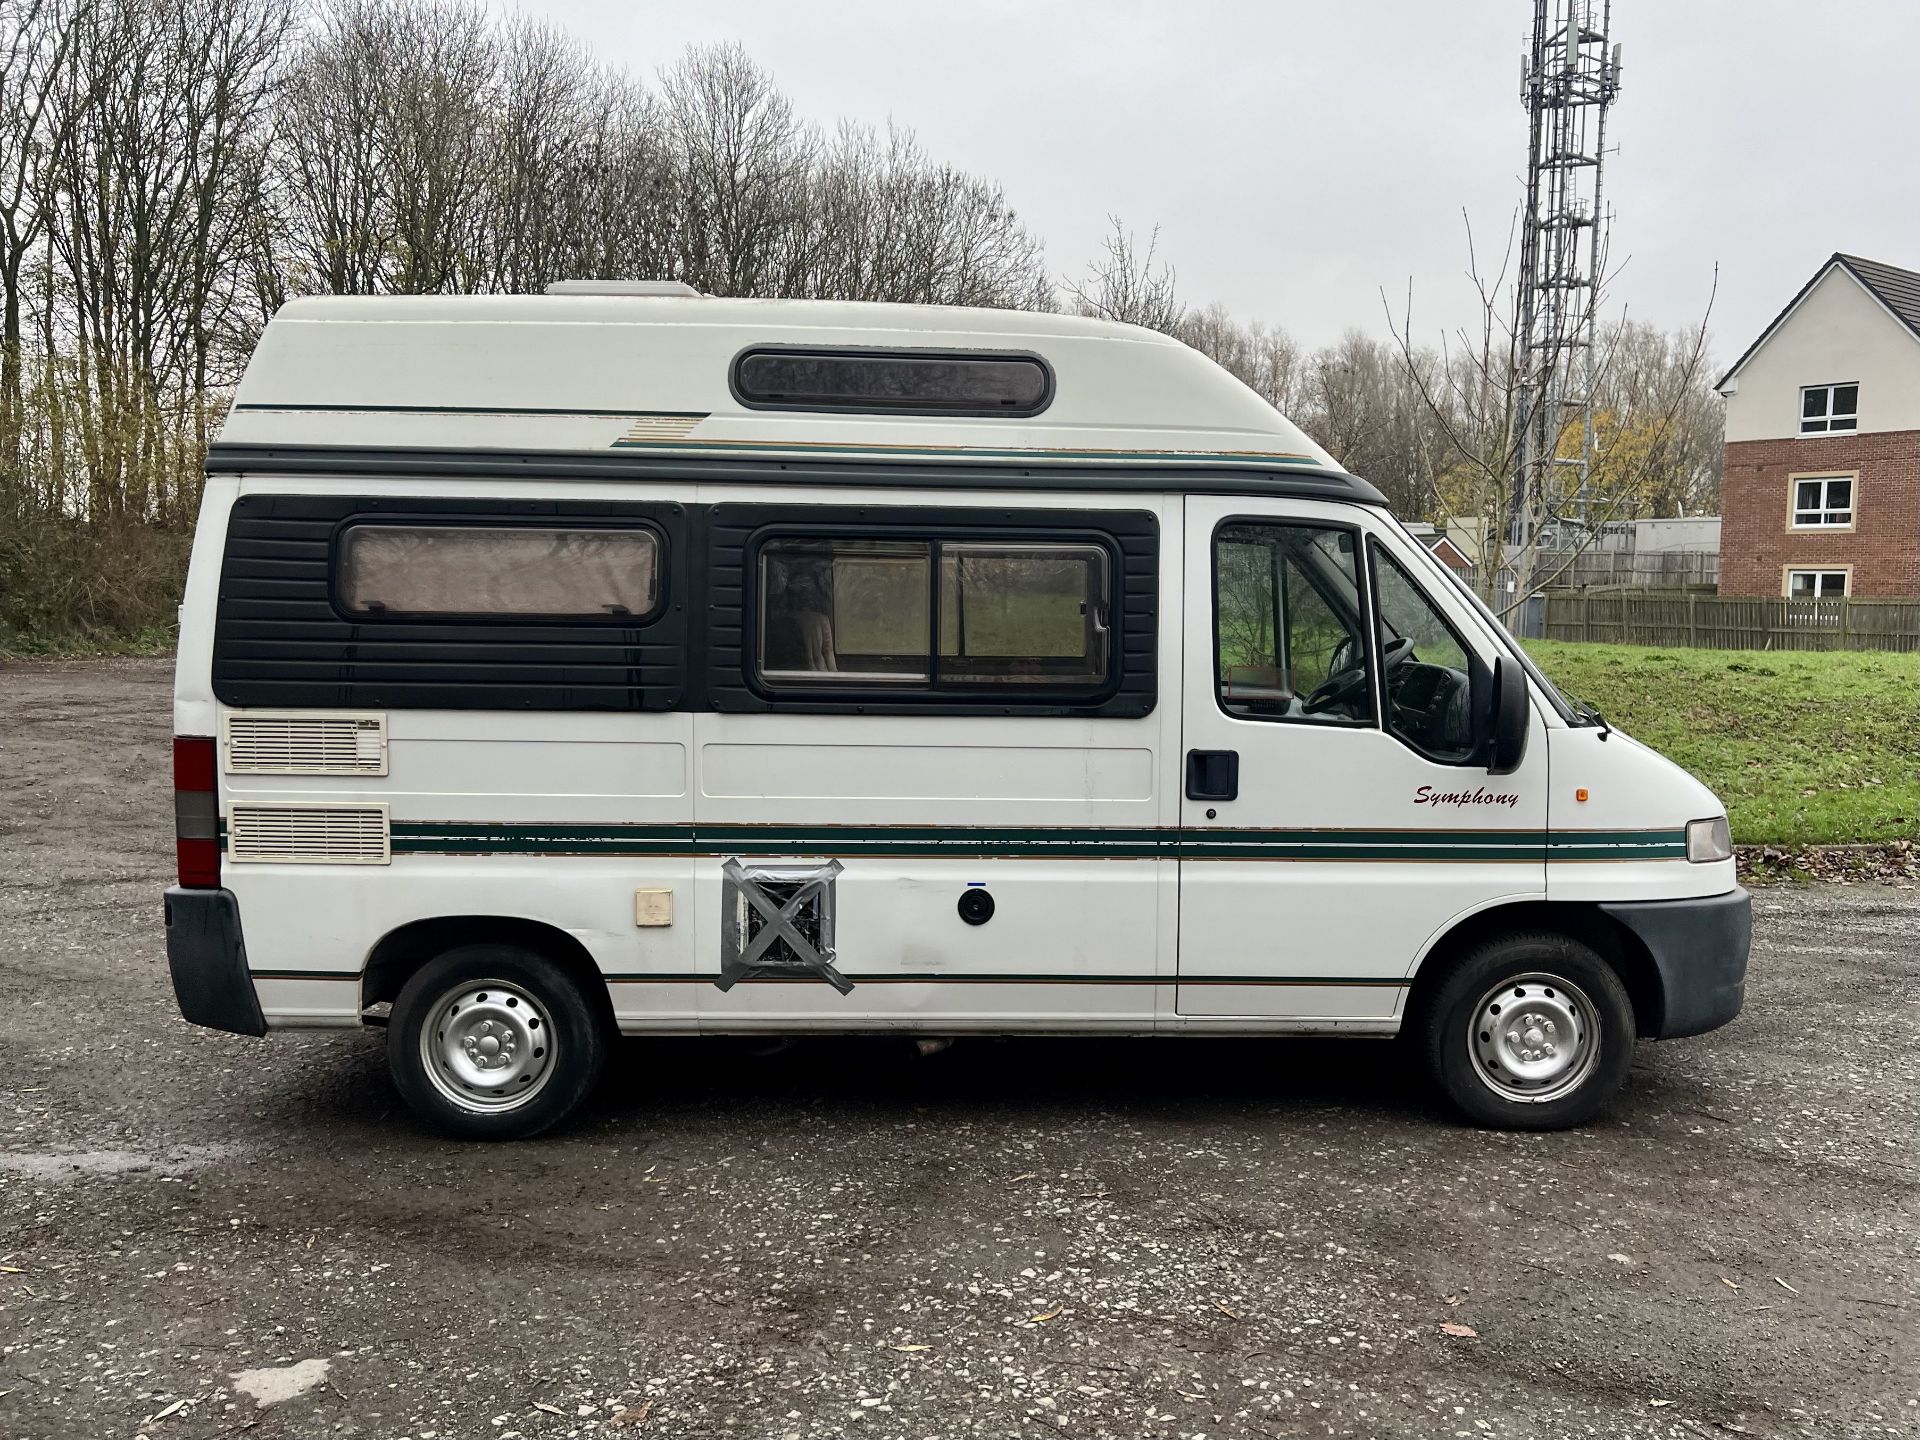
{"left": 163, "top": 887, "right": 267, "bottom": 1037}
{"left": 1602, "top": 887, "right": 1752, "bottom": 1039}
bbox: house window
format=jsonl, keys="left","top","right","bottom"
{"left": 1785, "top": 569, "right": 1848, "bottom": 600}
{"left": 1800, "top": 383, "right": 1858, "bottom": 434}
{"left": 1790, "top": 475, "right": 1854, "bottom": 528}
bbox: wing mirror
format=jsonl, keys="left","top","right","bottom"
{"left": 1486, "top": 657, "right": 1530, "bottom": 775}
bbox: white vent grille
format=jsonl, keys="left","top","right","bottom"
{"left": 224, "top": 712, "right": 387, "bottom": 775}
{"left": 228, "top": 803, "right": 390, "bottom": 865}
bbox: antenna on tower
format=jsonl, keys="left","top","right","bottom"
{"left": 1508, "top": 0, "right": 1622, "bottom": 614}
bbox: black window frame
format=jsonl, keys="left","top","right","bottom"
{"left": 729, "top": 345, "right": 1055, "bottom": 418}
{"left": 706, "top": 502, "right": 1157, "bottom": 719}
{"left": 1208, "top": 514, "right": 1380, "bottom": 732}
{"left": 1799, "top": 381, "right": 1859, "bottom": 435}
{"left": 328, "top": 516, "right": 669, "bottom": 626}
{"left": 1366, "top": 536, "right": 1493, "bottom": 767}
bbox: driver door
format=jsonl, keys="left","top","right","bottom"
{"left": 1174, "top": 497, "right": 1548, "bottom": 1021}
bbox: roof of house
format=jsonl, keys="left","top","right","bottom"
{"left": 1716, "top": 252, "right": 1920, "bottom": 391}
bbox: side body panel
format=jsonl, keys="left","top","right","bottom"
{"left": 689, "top": 487, "right": 1182, "bottom": 1032}
{"left": 204, "top": 475, "right": 702, "bottom": 1029}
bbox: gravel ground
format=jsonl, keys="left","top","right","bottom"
{"left": 1, "top": 657, "right": 1914, "bottom": 1440}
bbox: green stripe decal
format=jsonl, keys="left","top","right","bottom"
{"left": 380, "top": 822, "right": 1686, "bottom": 861}
{"left": 253, "top": 967, "right": 1408, "bottom": 988}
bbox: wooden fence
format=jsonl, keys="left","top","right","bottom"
{"left": 1541, "top": 588, "right": 1920, "bottom": 652}
{"left": 1537, "top": 549, "right": 1720, "bottom": 590}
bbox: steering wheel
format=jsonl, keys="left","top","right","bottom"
{"left": 1302, "top": 636, "right": 1414, "bottom": 714}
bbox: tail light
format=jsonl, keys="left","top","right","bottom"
{"left": 173, "top": 736, "right": 220, "bottom": 888}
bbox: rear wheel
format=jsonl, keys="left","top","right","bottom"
{"left": 388, "top": 944, "right": 607, "bottom": 1140}
{"left": 1416, "top": 932, "right": 1634, "bottom": 1130}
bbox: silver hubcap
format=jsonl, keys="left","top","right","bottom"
{"left": 1468, "top": 972, "right": 1600, "bottom": 1104}
{"left": 420, "top": 980, "right": 555, "bottom": 1114}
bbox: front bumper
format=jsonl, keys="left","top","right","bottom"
{"left": 163, "top": 887, "right": 266, "bottom": 1037}
{"left": 1602, "top": 887, "right": 1751, "bottom": 1039}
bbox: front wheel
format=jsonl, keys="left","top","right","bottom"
{"left": 388, "top": 945, "right": 608, "bottom": 1140}
{"left": 1415, "top": 932, "right": 1635, "bottom": 1130}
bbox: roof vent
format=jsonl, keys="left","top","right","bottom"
{"left": 544, "top": 280, "right": 702, "bottom": 298}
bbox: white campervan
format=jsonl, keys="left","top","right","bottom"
{"left": 165, "top": 285, "right": 1749, "bottom": 1139}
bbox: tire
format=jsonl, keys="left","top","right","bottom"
{"left": 1415, "top": 931, "right": 1635, "bottom": 1131}
{"left": 387, "top": 944, "right": 608, "bottom": 1140}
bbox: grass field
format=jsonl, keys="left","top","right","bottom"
{"left": 1524, "top": 641, "right": 1918, "bottom": 848}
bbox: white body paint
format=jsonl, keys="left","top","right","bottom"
{"left": 173, "top": 296, "right": 1737, "bottom": 1035}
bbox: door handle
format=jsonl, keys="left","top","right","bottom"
{"left": 1185, "top": 749, "right": 1240, "bottom": 802}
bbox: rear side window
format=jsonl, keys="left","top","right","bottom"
{"left": 757, "top": 536, "right": 1109, "bottom": 693}
{"left": 732, "top": 348, "right": 1052, "bottom": 416}
{"left": 336, "top": 524, "right": 661, "bottom": 620}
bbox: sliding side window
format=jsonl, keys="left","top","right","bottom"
{"left": 757, "top": 536, "right": 1110, "bottom": 694}
{"left": 337, "top": 524, "right": 661, "bottom": 621}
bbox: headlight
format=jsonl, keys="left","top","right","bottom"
{"left": 1686, "top": 815, "right": 1732, "bottom": 863}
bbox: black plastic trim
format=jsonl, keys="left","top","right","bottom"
{"left": 1601, "top": 887, "right": 1751, "bottom": 1039}
{"left": 164, "top": 887, "right": 267, "bottom": 1037}
{"left": 212, "top": 494, "right": 688, "bottom": 712}
{"left": 706, "top": 503, "right": 1158, "bottom": 718}
{"left": 729, "top": 344, "right": 1055, "bottom": 417}
{"left": 202, "top": 444, "right": 1390, "bottom": 506}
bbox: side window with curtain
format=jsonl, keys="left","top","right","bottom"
{"left": 1214, "top": 521, "right": 1372, "bottom": 726}
{"left": 336, "top": 524, "right": 661, "bottom": 620}
{"left": 1371, "top": 545, "right": 1478, "bottom": 763}
{"left": 756, "top": 535, "right": 1111, "bottom": 694}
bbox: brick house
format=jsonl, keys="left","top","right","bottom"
{"left": 1714, "top": 253, "right": 1920, "bottom": 599}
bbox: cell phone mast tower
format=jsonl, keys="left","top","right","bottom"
{"left": 1510, "top": 0, "right": 1622, "bottom": 567}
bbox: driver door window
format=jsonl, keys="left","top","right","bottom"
{"left": 1214, "top": 521, "right": 1372, "bottom": 727}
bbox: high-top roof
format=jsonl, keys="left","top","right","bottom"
{"left": 1716, "top": 252, "right": 1920, "bottom": 391}
{"left": 219, "top": 294, "right": 1345, "bottom": 478}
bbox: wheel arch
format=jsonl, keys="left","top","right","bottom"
{"left": 1408, "top": 900, "right": 1664, "bottom": 1038}
{"left": 361, "top": 915, "right": 617, "bottom": 1031}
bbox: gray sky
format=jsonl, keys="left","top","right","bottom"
{"left": 524, "top": 0, "right": 1920, "bottom": 362}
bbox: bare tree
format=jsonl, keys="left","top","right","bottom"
{"left": 0, "top": 0, "right": 86, "bottom": 495}
{"left": 1385, "top": 214, "right": 1718, "bottom": 619}
{"left": 277, "top": 0, "right": 398, "bottom": 295}
{"left": 791, "top": 121, "right": 1050, "bottom": 308}
{"left": 1178, "top": 303, "right": 1302, "bottom": 412}
{"left": 1066, "top": 216, "right": 1183, "bottom": 333}
{"left": 379, "top": 1, "right": 494, "bottom": 293}
{"left": 45, "top": 0, "right": 291, "bottom": 523}
{"left": 660, "top": 42, "right": 814, "bottom": 297}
